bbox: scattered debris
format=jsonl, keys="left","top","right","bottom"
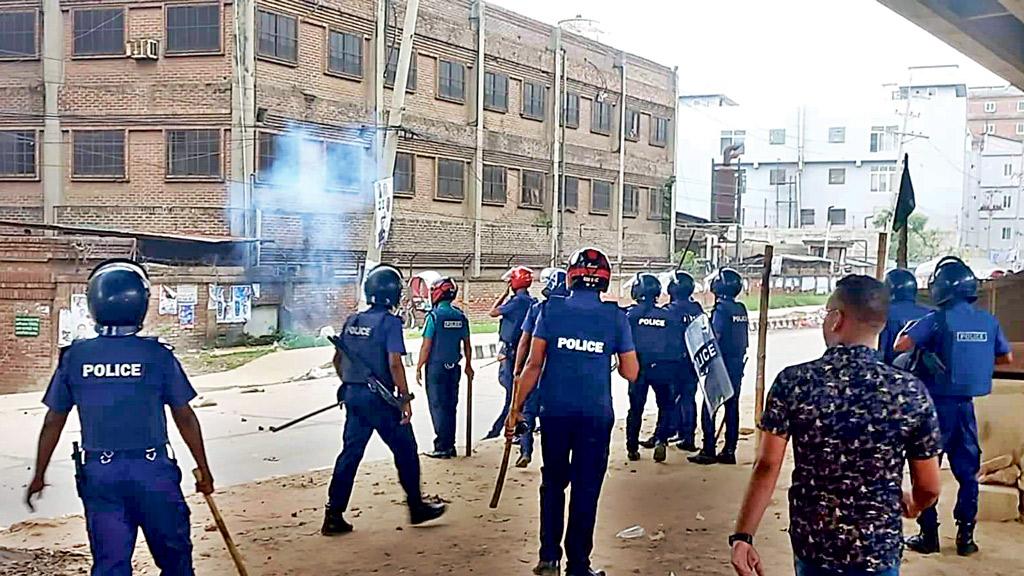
{"left": 696, "top": 512, "right": 706, "bottom": 521}
{"left": 193, "top": 397, "right": 218, "bottom": 408}
{"left": 240, "top": 388, "right": 266, "bottom": 394}
{"left": 616, "top": 525, "right": 646, "bottom": 539}
{"left": 263, "top": 456, "right": 280, "bottom": 463}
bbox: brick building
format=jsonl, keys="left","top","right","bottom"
{"left": 968, "top": 85, "right": 1024, "bottom": 141}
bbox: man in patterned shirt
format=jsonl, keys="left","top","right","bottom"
{"left": 729, "top": 275, "right": 942, "bottom": 576}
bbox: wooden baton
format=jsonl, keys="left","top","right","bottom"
{"left": 193, "top": 469, "right": 249, "bottom": 576}
{"left": 489, "top": 372, "right": 521, "bottom": 509}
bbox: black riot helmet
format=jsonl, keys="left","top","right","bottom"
{"left": 364, "top": 265, "right": 403, "bottom": 308}
{"left": 711, "top": 268, "right": 743, "bottom": 299}
{"left": 884, "top": 268, "right": 918, "bottom": 303}
{"left": 667, "top": 270, "right": 696, "bottom": 302}
{"left": 929, "top": 256, "right": 978, "bottom": 307}
{"left": 87, "top": 259, "right": 151, "bottom": 335}
{"left": 630, "top": 273, "right": 662, "bottom": 303}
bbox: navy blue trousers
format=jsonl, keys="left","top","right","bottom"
{"left": 328, "top": 384, "right": 423, "bottom": 511}
{"left": 625, "top": 362, "right": 677, "bottom": 451}
{"left": 919, "top": 396, "right": 980, "bottom": 528}
{"left": 674, "top": 371, "right": 698, "bottom": 444}
{"left": 701, "top": 360, "right": 744, "bottom": 455}
{"left": 519, "top": 388, "right": 540, "bottom": 457}
{"left": 487, "top": 343, "right": 518, "bottom": 437}
{"left": 426, "top": 363, "right": 460, "bottom": 454}
{"left": 80, "top": 453, "right": 192, "bottom": 576}
{"left": 538, "top": 412, "right": 614, "bottom": 574}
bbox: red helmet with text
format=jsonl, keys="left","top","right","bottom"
{"left": 506, "top": 266, "right": 534, "bottom": 291}
{"left": 429, "top": 276, "right": 458, "bottom": 306}
{"left": 566, "top": 247, "right": 612, "bottom": 292}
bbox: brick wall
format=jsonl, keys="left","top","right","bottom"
{"left": 0, "top": 282, "right": 57, "bottom": 394}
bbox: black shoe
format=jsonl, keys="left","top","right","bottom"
{"left": 653, "top": 442, "right": 667, "bottom": 463}
{"left": 321, "top": 509, "right": 353, "bottom": 536}
{"left": 905, "top": 526, "right": 940, "bottom": 554}
{"left": 482, "top": 431, "right": 501, "bottom": 440}
{"left": 567, "top": 569, "right": 605, "bottom": 576}
{"left": 533, "top": 560, "right": 561, "bottom": 576}
{"left": 638, "top": 435, "right": 658, "bottom": 449}
{"left": 409, "top": 501, "right": 447, "bottom": 525}
{"left": 688, "top": 451, "right": 717, "bottom": 465}
{"left": 627, "top": 450, "right": 640, "bottom": 461}
{"left": 675, "top": 440, "right": 698, "bottom": 452}
{"left": 716, "top": 451, "right": 737, "bottom": 465}
{"left": 665, "top": 435, "right": 683, "bottom": 444}
{"left": 516, "top": 453, "right": 532, "bottom": 468}
{"left": 424, "top": 450, "right": 455, "bottom": 459}
{"left": 956, "top": 522, "right": 979, "bottom": 556}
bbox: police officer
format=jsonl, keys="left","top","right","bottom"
{"left": 323, "top": 265, "right": 446, "bottom": 535}
{"left": 900, "top": 257, "right": 1013, "bottom": 556}
{"left": 507, "top": 247, "right": 639, "bottom": 576}
{"left": 26, "top": 259, "right": 215, "bottom": 574}
{"left": 689, "top": 268, "right": 749, "bottom": 466}
{"left": 660, "top": 271, "right": 704, "bottom": 453}
{"left": 484, "top": 266, "right": 537, "bottom": 440}
{"left": 625, "top": 273, "right": 686, "bottom": 463}
{"left": 416, "top": 276, "right": 473, "bottom": 459}
{"left": 512, "top": 267, "right": 568, "bottom": 468}
{"left": 879, "top": 268, "right": 930, "bottom": 365}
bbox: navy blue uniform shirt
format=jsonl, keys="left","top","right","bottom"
{"left": 879, "top": 300, "right": 930, "bottom": 364}
{"left": 43, "top": 336, "right": 197, "bottom": 452}
{"left": 665, "top": 299, "right": 704, "bottom": 364}
{"left": 627, "top": 302, "right": 685, "bottom": 364}
{"left": 340, "top": 308, "right": 406, "bottom": 389}
{"left": 498, "top": 290, "right": 536, "bottom": 345}
{"left": 711, "top": 299, "right": 749, "bottom": 363}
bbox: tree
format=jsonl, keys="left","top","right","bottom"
{"left": 871, "top": 208, "right": 944, "bottom": 265}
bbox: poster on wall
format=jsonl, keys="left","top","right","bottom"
{"left": 159, "top": 286, "right": 178, "bottom": 315}
{"left": 177, "top": 284, "right": 198, "bottom": 306}
{"left": 69, "top": 294, "right": 97, "bottom": 340}
{"left": 252, "top": 283, "right": 261, "bottom": 300}
{"left": 57, "top": 309, "right": 73, "bottom": 347}
{"left": 178, "top": 304, "right": 196, "bottom": 329}
{"left": 209, "top": 285, "right": 223, "bottom": 310}
{"left": 215, "top": 285, "right": 253, "bottom": 324}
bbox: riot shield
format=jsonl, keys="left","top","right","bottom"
{"left": 684, "top": 314, "right": 735, "bottom": 416}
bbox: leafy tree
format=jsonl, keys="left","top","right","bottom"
{"left": 872, "top": 208, "right": 944, "bottom": 264}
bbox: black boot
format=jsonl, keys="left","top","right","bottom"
{"left": 956, "top": 522, "right": 979, "bottom": 556}
{"left": 533, "top": 560, "right": 561, "bottom": 576}
{"left": 321, "top": 507, "right": 353, "bottom": 536}
{"left": 653, "top": 442, "right": 667, "bottom": 463}
{"left": 409, "top": 500, "right": 447, "bottom": 525}
{"left": 675, "top": 439, "right": 698, "bottom": 452}
{"left": 516, "top": 452, "right": 532, "bottom": 468}
{"left": 905, "top": 525, "right": 940, "bottom": 554}
{"left": 638, "top": 435, "right": 658, "bottom": 449}
{"left": 627, "top": 449, "right": 640, "bottom": 461}
{"left": 688, "top": 451, "right": 717, "bottom": 465}
{"left": 716, "top": 451, "right": 737, "bottom": 465}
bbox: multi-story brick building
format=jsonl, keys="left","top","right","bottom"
{"left": 968, "top": 85, "right": 1024, "bottom": 141}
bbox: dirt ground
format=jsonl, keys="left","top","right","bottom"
{"left": 1, "top": 419, "right": 1022, "bottom": 576}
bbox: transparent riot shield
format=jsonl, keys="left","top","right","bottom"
{"left": 684, "top": 314, "right": 735, "bottom": 416}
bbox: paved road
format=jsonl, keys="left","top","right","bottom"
{"left": 0, "top": 329, "right": 824, "bottom": 527}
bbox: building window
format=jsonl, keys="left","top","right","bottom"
{"left": 563, "top": 93, "right": 580, "bottom": 129}
{"left": 720, "top": 130, "right": 745, "bottom": 154}
{"left": 482, "top": 165, "right": 506, "bottom": 205}
{"left": 870, "top": 165, "right": 898, "bottom": 193}
{"left": 651, "top": 117, "right": 669, "bottom": 147}
{"left": 0, "top": 11, "right": 37, "bottom": 59}
{"left": 1004, "top": 163, "right": 1014, "bottom": 177}
{"left": 800, "top": 208, "right": 815, "bottom": 227}
{"left": 827, "top": 207, "right": 846, "bottom": 226}
{"left": 257, "top": 132, "right": 280, "bottom": 181}
{"left": 623, "top": 184, "right": 639, "bottom": 217}
{"left": 73, "top": 8, "right": 125, "bottom": 56}
{"left": 483, "top": 71, "right": 508, "bottom": 113}
{"left": 769, "top": 168, "right": 787, "bottom": 186}
{"left": 985, "top": 123, "right": 996, "bottom": 134}
{"left": 385, "top": 48, "right": 417, "bottom": 91}
{"left": 591, "top": 180, "right": 611, "bottom": 213}
{"left": 522, "top": 81, "right": 545, "bottom": 121}
{"left": 521, "top": 170, "right": 545, "bottom": 208}
{"left": 828, "top": 168, "right": 845, "bottom": 185}
{"left": 394, "top": 152, "right": 414, "bottom": 196}
{"left": 327, "top": 30, "right": 362, "bottom": 77}
{"left": 167, "top": 129, "right": 221, "bottom": 178}
{"left": 648, "top": 187, "right": 665, "bottom": 220}
{"left": 1003, "top": 194, "right": 1012, "bottom": 209}
{"left": 561, "top": 176, "right": 578, "bottom": 211}
{"left": 984, "top": 101, "right": 996, "bottom": 113}
{"left": 1018, "top": 100, "right": 1024, "bottom": 112}
{"left": 0, "top": 130, "right": 36, "bottom": 177}
{"left": 769, "top": 128, "right": 786, "bottom": 145}
{"left": 325, "top": 141, "right": 363, "bottom": 189}
{"left": 1001, "top": 227, "right": 1012, "bottom": 240}
{"left": 869, "top": 125, "right": 898, "bottom": 152}
{"left": 437, "top": 59, "right": 465, "bottom": 103}
{"left": 828, "top": 127, "right": 845, "bottom": 143}
{"left": 257, "top": 9, "right": 297, "bottom": 63}
{"left": 625, "top": 109, "right": 640, "bottom": 141}
{"left": 436, "top": 158, "right": 465, "bottom": 200}
{"left": 1017, "top": 122, "right": 1024, "bottom": 135}
{"left": 591, "top": 99, "right": 612, "bottom": 135}
{"left": 73, "top": 130, "right": 125, "bottom": 178}
{"left": 166, "top": 4, "right": 220, "bottom": 54}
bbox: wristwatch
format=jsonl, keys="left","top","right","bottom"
{"left": 729, "top": 533, "right": 754, "bottom": 547}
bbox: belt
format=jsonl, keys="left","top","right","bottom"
{"left": 82, "top": 446, "right": 169, "bottom": 464}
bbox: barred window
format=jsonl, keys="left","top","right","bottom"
{"left": 436, "top": 159, "right": 464, "bottom": 200}
{"left": 257, "top": 132, "right": 280, "bottom": 181}
{"left": 651, "top": 117, "right": 669, "bottom": 147}
{"left": 521, "top": 170, "right": 545, "bottom": 208}
{"left": 800, "top": 209, "right": 815, "bottom": 227}
{"left": 563, "top": 93, "right": 580, "bottom": 129}
{"left": 591, "top": 99, "right": 612, "bottom": 135}
{"left": 385, "top": 48, "right": 417, "bottom": 91}
{"left": 561, "top": 176, "right": 578, "bottom": 211}
{"left": 328, "top": 30, "right": 362, "bottom": 77}
{"left": 394, "top": 152, "right": 414, "bottom": 195}
{"left": 591, "top": 180, "right": 611, "bottom": 213}
{"left": 73, "top": 8, "right": 124, "bottom": 56}
{"left": 167, "top": 130, "right": 221, "bottom": 178}
{"left": 438, "top": 59, "right": 465, "bottom": 103}
{"left": 166, "top": 4, "right": 220, "bottom": 54}
{"left": 482, "top": 165, "right": 506, "bottom": 205}
{"left": 257, "top": 9, "right": 297, "bottom": 63}
{"left": 483, "top": 71, "right": 508, "bottom": 113}
{"left": 625, "top": 109, "right": 640, "bottom": 141}
{"left": 73, "top": 131, "right": 125, "bottom": 178}
{"left": 0, "top": 11, "right": 37, "bottom": 58}
{"left": 648, "top": 187, "right": 665, "bottom": 220}
{"left": 0, "top": 131, "right": 36, "bottom": 177}
{"left": 623, "top": 184, "right": 639, "bottom": 216}
{"left": 522, "top": 81, "right": 545, "bottom": 121}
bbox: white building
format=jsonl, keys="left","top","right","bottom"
{"left": 962, "top": 134, "right": 1023, "bottom": 265}
{"left": 678, "top": 66, "right": 970, "bottom": 236}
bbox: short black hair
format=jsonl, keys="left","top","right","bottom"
{"left": 832, "top": 274, "right": 890, "bottom": 326}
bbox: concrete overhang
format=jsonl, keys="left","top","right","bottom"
{"left": 878, "top": 0, "right": 1024, "bottom": 89}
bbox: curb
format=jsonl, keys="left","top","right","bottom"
{"left": 402, "top": 342, "right": 501, "bottom": 367}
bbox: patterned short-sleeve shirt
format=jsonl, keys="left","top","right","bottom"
{"left": 759, "top": 345, "right": 941, "bottom": 572}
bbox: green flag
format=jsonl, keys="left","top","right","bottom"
{"left": 893, "top": 153, "right": 915, "bottom": 232}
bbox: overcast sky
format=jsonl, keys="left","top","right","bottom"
{"left": 490, "top": 0, "right": 1007, "bottom": 106}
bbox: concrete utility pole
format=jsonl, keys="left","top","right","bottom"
{"left": 364, "top": 0, "right": 419, "bottom": 292}
{"left": 550, "top": 27, "right": 563, "bottom": 264}
{"left": 41, "top": 0, "right": 63, "bottom": 224}
{"left": 615, "top": 53, "right": 627, "bottom": 269}
{"left": 231, "top": 0, "right": 256, "bottom": 238}
{"left": 472, "top": 0, "right": 485, "bottom": 277}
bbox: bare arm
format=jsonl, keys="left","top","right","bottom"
{"left": 511, "top": 337, "right": 546, "bottom": 415}
{"left": 996, "top": 352, "right": 1014, "bottom": 365}
{"left": 617, "top": 350, "right": 640, "bottom": 382}
{"left": 170, "top": 405, "right": 214, "bottom": 494}
{"left": 894, "top": 334, "right": 914, "bottom": 353}
{"left": 416, "top": 337, "right": 432, "bottom": 386}
{"left": 333, "top": 348, "right": 343, "bottom": 379}
{"left": 514, "top": 331, "right": 531, "bottom": 376}
{"left": 389, "top": 352, "right": 414, "bottom": 425}
{"left": 734, "top": 431, "right": 788, "bottom": 535}
{"left": 463, "top": 336, "right": 475, "bottom": 378}
{"left": 25, "top": 410, "right": 69, "bottom": 510}
{"left": 906, "top": 457, "right": 941, "bottom": 516}
{"left": 489, "top": 288, "right": 510, "bottom": 318}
